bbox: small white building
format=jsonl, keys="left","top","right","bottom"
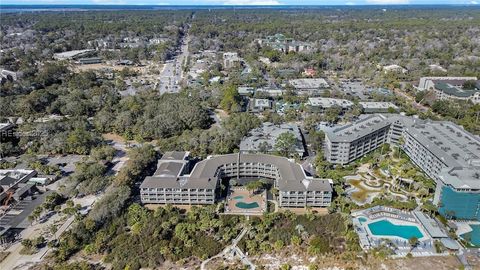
{"left": 53, "top": 49, "right": 95, "bottom": 60}
{"left": 306, "top": 97, "right": 353, "bottom": 112}
{"left": 249, "top": 98, "right": 273, "bottom": 113}
{"left": 359, "top": 102, "right": 399, "bottom": 113}
{"left": 381, "top": 64, "right": 407, "bottom": 74}
{"left": 289, "top": 78, "right": 329, "bottom": 96}
{"left": 223, "top": 52, "right": 241, "bottom": 69}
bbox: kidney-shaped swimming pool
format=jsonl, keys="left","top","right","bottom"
{"left": 368, "top": 219, "right": 424, "bottom": 240}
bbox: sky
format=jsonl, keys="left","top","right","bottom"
{"left": 2, "top": 0, "right": 478, "bottom": 6}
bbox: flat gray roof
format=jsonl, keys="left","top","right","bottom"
{"left": 154, "top": 161, "right": 185, "bottom": 178}
{"left": 307, "top": 97, "right": 353, "bottom": 108}
{"left": 326, "top": 114, "right": 390, "bottom": 142}
{"left": 404, "top": 121, "right": 480, "bottom": 168}
{"left": 161, "top": 151, "right": 189, "bottom": 161}
{"left": 359, "top": 102, "right": 398, "bottom": 110}
{"left": 413, "top": 210, "right": 448, "bottom": 238}
{"left": 434, "top": 81, "right": 480, "bottom": 98}
{"left": 141, "top": 153, "right": 332, "bottom": 192}
{"left": 240, "top": 122, "right": 304, "bottom": 154}
{"left": 438, "top": 166, "right": 480, "bottom": 190}
{"left": 289, "top": 78, "right": 329, "bottom": 89}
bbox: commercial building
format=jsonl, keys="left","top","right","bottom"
{"left": 256, "top": 33, "right": 314, "bottom": 53}
{"left": 0, "top": 169, "right": 47, "bottom": 242}
{"left": 324, "top": 114, "right": 480, "bottom": 221}
{"left": 418, "top": 77, "right": 478, "bottom": 91}
{"left": 306, "top": 97, "right": 353, "bottom": 113}
{"left": 359, "top": 102, "right": 399, "bottom": 113}
{"left": 53, "top": 49, "right": 95, "bottom": 60}
{"left": 0, "top": 169, "right": 37, "bottom": 204}
{"left": 417, "top": 77, "right": 480, "bottom": 104}
{"left": 248, "top": 98, "right": 273, "bottom": 113}
{"left": 1, "top": 69, "right": 17, "bottom": 82}
{"left": 401, "top": 121, "right": 480, "bottom": 220}
{"left": 381, "top": 64, "right": 407, "bottom": 74}
{"left": 240, "top": 122, "right": 305, "bottom": 157}
{"left": 77, "top": 57, "right": 102, "bottom": 65}
{"left": 223, "top": 52, "right": 241, "bottom": 69}
{"left": 324, "top": 114, "right": 393, "bottom": 165}
{"left": 429, "top": 64, "right": 447, "bottom": 73}
{"left": 256, "top": 87, "right": 285, "bottom": 97}
{"left": 238, "top": 86, "right": 256, "bottom": 96}
{"left": 140, "top": 152, "right": 332, "bottom": 208}
{"left": 433, "top": 81, "right": 480, "bottom": 104}
{"left": 289, "top": 78, "right": 329, "bottom": 95}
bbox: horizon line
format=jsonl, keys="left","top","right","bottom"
{"left": 1, "top": 3, "right": 479, "bottom": 6}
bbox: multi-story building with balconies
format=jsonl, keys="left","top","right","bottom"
{"left": 140, "top": 152, "right": 333, "bottom": 208}
{"left": 324, "top": 114, "right": 480, "bottom": 221}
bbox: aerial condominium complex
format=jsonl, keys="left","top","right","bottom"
{"left": 324, "top": 114, "right": 394, "bottom": 165}
{"left": 325, "top": 114, "right": 480, "bottom": 220}
{"left": 417, "top": 76, "right": 480, "bottom": 104}
{"left": 402, "top": 121, "right": 480, "bottom": 220}
{"left": 140, "top": 152, "right": 333, "bottom": 208}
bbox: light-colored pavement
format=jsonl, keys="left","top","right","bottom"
{"left": 0, "top": 195, "right": 94, "bottom": 270}
{"left": 158, "top": 30, "right": 191, "bottom": 95}
{"left": 0, "top": 144, "right": 129, "bottom": 269}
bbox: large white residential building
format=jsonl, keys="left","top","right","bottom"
{"left": 140, "top": 152, "right": 333, "bottom": 208}
{"left": 289, "top": 78, "right": 329, "bottom": 96}
{"left": 417, "top": 77, "right": 480, "bottom": 104}
{"left": 306, "top": 97, "right": 354, "bottom": 113}
{"left": 324, "top": 114, "right": 480, "bottom": 221}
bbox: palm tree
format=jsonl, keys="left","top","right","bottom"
{"left": 408, "top": 237, "right": 419, "bottom": 251}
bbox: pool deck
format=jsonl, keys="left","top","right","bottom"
{"left": 363, "top": 217, "right": 429, "bottom": 242}
{"left": 351, "top": 206, "right": 453, "bottom": 257}
{"left": 224, "top": 188, "right": 267, "bottom": 216}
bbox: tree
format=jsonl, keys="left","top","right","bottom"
{"left": 463, "top": 80, "right": 477, "bottom": 90}
{"left": 258, "top": 141, "right": 271, "bottom": 154}
{"left": 246, "top": 180, "right": 264, "bottom": 195}
{"left": 275, "top": 132, "right": 297, "bottom": 157}
{"left": 274, "top": 240, "right": 284, "bottom": 250}
{"left": 220, "top": 84, "right": 241, "bottom": 112}
{"left": 408, "top": 237, "right": 419, "bottom": 250}
{"left": 308, "top": 236, "right": 330, "bottom": 255}
{"left": 308, "top": 130, "right": 324, "bottom": 152}
{"left": 291, "top": 235, "right": 302, "bottom": 246}
{"left": 324, "top": 106, "right": 342, "bottom": 123}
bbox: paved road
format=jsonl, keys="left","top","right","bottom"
{"left": 158, "top": 29, "right": 191, "bottom": 95}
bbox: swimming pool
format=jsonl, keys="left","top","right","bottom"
{"left": 233, "top": 195, "right": 244, "bottom": 200}
{"left": 368, "top": 219, "right": 424, "bottom": 240}
{"left": 236, "top": 201, "right": 260, "bottom": 209}
{"left": 462, "top": 224, "right": 480, "bottom": 247}
{"left": 358, "top": 217, "right": 367, "bottom": 224}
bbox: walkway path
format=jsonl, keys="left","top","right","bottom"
{"left": 201, "top": 226, "right": 255, "bottom": 270}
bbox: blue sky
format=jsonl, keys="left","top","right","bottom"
{"left": 3, "top": 0, "right": 478, "bottom": 5}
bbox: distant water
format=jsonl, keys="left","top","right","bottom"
{"left": 0, "top": 4, "right": 477, "bottom": 13}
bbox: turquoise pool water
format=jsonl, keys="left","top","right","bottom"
{"left": 358, "top": 217, "right": 367, "bottom": 224}
{"left": 236, "top": 201, "right": 259, "bottom": 209}
{"left": 233, "top": 195, "right": 244, "bottom": 200}
{"left": 462, "top": 224, "right": 480, "bottom": 247}
{"left": 368, "top": 219, "right": 423, "bottom": 240}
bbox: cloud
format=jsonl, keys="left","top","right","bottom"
{"left": 471, "top": 1, "right": 478, "bottom": 4}
{"left": 221, "top": 0, "right": 281, "bottom": 5}
{"left": 345, "top": 1, "right": 355, "bottom": 5}
{"left": 366, "top": 0, "right": 409, "bottom": 4}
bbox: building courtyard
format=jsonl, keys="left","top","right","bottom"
{"left": 224, "top": 187, "right": 267, "bottom": 216}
